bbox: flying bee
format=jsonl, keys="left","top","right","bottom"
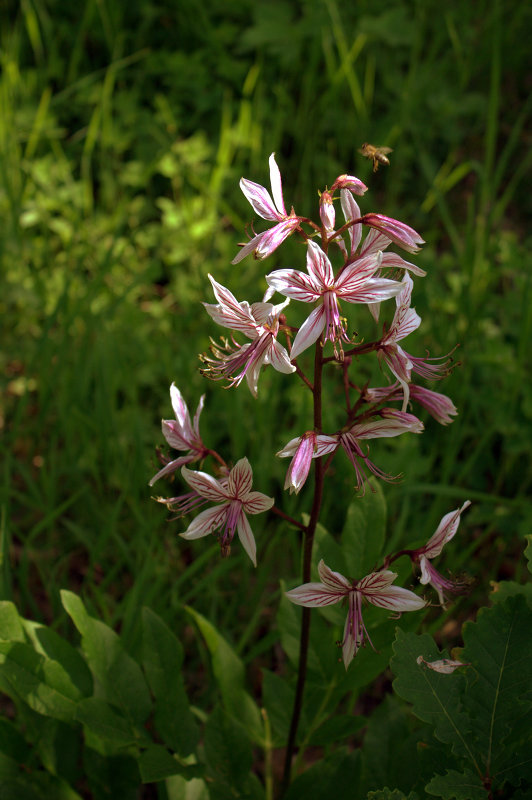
{"left": 358, "top": 143, "right": 393, "bottom": 172}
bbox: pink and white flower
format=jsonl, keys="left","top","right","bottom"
{"left": 180, "top": 457, "right": 274, "bottom": 566}
{"left": 202, "top": 275, "right": 295, "bottom": 397}
{"left": 149, "top": 384, "right": 208, "bottom": 486}
{"left": 232, "top": 153, "right": 303, "bottom": 263}
{"left": 378, "top": 274, "right": 421, "bottom": 409}
{"left": 377, "top": 273, "right": 454, "bottom": 401}
{"left": 364, "top": 383, "right": 458, "bottom": 426}
{"left": 339, "top": 190, "right": 426, "bottom": 321}
{"left": 277, "top": 431, "right": 337, "bottom": 495}
{"left": 412, "top": 501, "right": 471, "bottom": 604}
{"left": 265, "top": 240, "right": 403, "bottom": 360}
{"left": 361, "top": 213, "right": 425, "bottom": 253}
{"left": 286, "top": 560, "right": 425, "bottom": 668}
{"left": 340, "top": 191, "right": 426, "bottom": 274}
{"left": 330, "top": 174, "right": 368, "bottom": 195}
{"left": 278, "top": 410, "right": 423, "bottom": 494}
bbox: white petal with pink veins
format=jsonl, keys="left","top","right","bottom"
{"left": 285, "top": 582, "right": 345, "bottom": 607}
{"left": 306, "top": 241, "right": 334, "bottom": 287}
{"left": 239, "top": 178, "right": 280, "bottom": 221}
{"left": 180, "top": 504, "right": 228, "bottom": 539}
{"left": 170, "top": 383, "right": 192, "bottom": 433}
{"left": 243, "top": 490, "right": 274, "bottom": 515}
{"left": 181, "top": 466, "right": 228, "bottom": 501}
{"left": 265, "top": 269, "right": 320, "bottom": 303}
{"left": 289, "top": 306, "right": 326, "bottom": 360}
{"left": 227, "top": 457, "right": 254, "bottom": 498}
{"left": 236, "top": 512, "right": 257, "bottom": 567}
{"left": 269, "top": 153, "right": 287, "bottom": 217}
{"left": 317, "top": 560, "right": 352, "bottom": 593}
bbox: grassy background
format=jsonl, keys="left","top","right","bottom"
{"left": 1, "top": 0, "right": 531, "bottom": 663}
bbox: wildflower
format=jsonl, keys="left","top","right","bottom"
{"left": 364, "top": 382, "right": 458, "bottom": 426}
{"left": 361, "top": 213, "right": 425, "bottom": 253}
{"left": 279, "top": 410, "right": 423, "bottom": 493}
{"left": 378, "top": 274, "right": 421, "bottom": 409}
{"left": 330, "top": 174, "right": 368, "bottom": 195}
{"left": 277, "top": 431, "right": 337, "bottom": 494}
{"left": 180, "top": 457, "right": 274, "bottom": 566}
{"left": 266, "top": 240, "right": 402, "bottom": 360}
{"left": 287, "top": 560, "right": 425, "bottom": 668}
{"left": 149, "top": 384, "right": 208, "bottom": 486}
{"left": 202, "top": 275, "right": 295, "bottom": 397}
{"left": 232, "top": 153, "right": 303, "bottom": 263}
{"left": 412, "top": 501, "right": 471, "bottom": 605}
{"left": 340, "top": 191, "right": 426, "bottom": 274}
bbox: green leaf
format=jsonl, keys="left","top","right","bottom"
{"left": 203, "top": 705, "right": 262, "bottom": 799}
{"left": 0, "top": 602, "right": 25, "bottom": 642}
{"left": 341, "top": 481, "right": 387, "bottom": 576}
{"left": 360, "top": 695, "right": 421, "bottom": 795}
{"left": 165, "top": 774, "right": 209, "bottom": 800}
{"left": 308, "top": 713, "right": 365, "bottom": 746}
{"left": 391, "top": 629, "right": 472, "bottom": 760}
{"left": 0, "top": 718, "right": 31, "bottom": 762}
{"left": 76, "top": 697, "right": 138, "bottom": 747}
{"left": 61, "top": 590, "right": 151, "bottom": 726}
{"left": 460, "top": 594, "right": 532, "bottom": 777}
{"left": 141, "top": 607, "right": 199, "bottom": 755}
{"left": 138, "top": 744, "right": 204, "bottom": 783}
{"left": 0, "top": 641, "right": 82, "bottom": 722}
{"left": 22, "top": 619, "right": 93, "bottom": 697}
{"left": 261, "top": 668, "right": 294, "bottom": 744}
{"left": 489, "top": 580, "right": 532, "bottom": 606}
{"left": 83, "top": 747, "right": 140, "bottom": 800}
{"left": 425, "top": 769, "right": 487, "bottom": 799}
{"left": 283, "top": 748, "right": 361, "bottom": 799}
{"left": 276, "top": 588, "right": 339, "bottom": 681}
{"left": 186, "top": 606, "right": 262, "bottom": 742}
{"left": 367, "top": 790, "right": 419, "bottom": 800}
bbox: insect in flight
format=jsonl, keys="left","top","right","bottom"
{"left": 358, "top": 143, "right": 393, "bottom": 172}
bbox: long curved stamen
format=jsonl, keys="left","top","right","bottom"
{"left": 201, "top": 332, "right": 273, "bottom": 387}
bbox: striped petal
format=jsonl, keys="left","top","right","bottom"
{"left": 243, "top": 490, "right": 275, "bottom": 515}
{"left": 317, "top": 560, "right": 352, "bottom": 593}
{"left": 306, "top": 241, "right": 334, "bottom": 287}
{"left": 181, "top": 466, "right": 228, "bottom": 501}
{"left": 285, "top": 581, "right": 345, "bottom": 607}
{"left": 265, "top": 269, "right": 320, "bottom": 303}
{"left": 227, "top": 457, "right": 254, "bottom": 498}
{"left": 180, "top": 504, "right": 228, "bottom": 539}
{"left": 237, "top": 511, "right": 257, "bottom": 567}
{"left": 269, "top": 152, "right": 287, "bottom": 217}
{"left": 289, "top": 306, "right": 326, "bottom": 360}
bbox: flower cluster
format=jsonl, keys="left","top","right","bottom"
{"left": 151, "top": 153, "right": 469, "bottom": 665}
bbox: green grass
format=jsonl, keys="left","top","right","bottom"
{"left": 1, "top": 0, "right": 531, "bottom": 668}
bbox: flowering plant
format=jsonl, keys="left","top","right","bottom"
{"left": 144, "top": 153, "right": 494, "bottom": 796}
{"left": 3, "top": 152, "right": 530, "bottom": 800}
